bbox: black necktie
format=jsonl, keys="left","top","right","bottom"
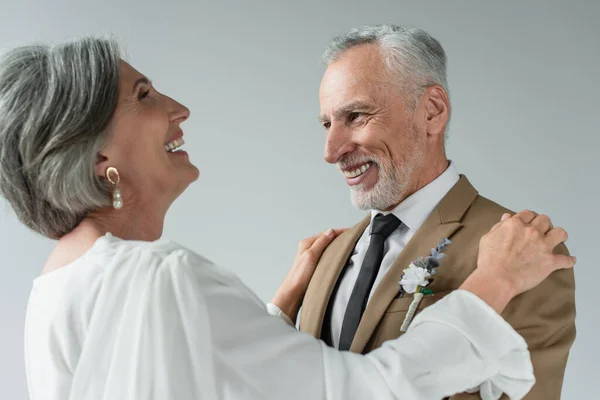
{"left": 338, "top": 213, "right": 401, "bottom": 351}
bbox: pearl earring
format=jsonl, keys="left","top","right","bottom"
{"left": 105, "top": 167, "right": 123, "bottom": 210}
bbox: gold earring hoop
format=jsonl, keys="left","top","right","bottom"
{"left": 105, "top": 167, "right": 123, "bottom": 210}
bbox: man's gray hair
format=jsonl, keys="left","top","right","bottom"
{"left": 322, "top": 24, "right": 449, "bottom": 108}
{"left": 0, "top": 37, "right": 122, "bottom": 239}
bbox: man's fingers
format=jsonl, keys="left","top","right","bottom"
{"left": 514, "top": 210, "right": 538, "bottom": 224}
{"left": 545, "top": 227, "right": 569, "bottom": 249}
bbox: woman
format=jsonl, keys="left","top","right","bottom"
{"left": 0, "top": 37, "right": 574, "bottom": 400}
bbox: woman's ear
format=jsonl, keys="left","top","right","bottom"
{"left": 95, "top": 153, "right": 110, "bottom": 179}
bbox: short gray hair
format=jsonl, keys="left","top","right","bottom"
{"left": 322, "top": 24, "right": 449, "bottom": 109}
{"left": 0, "top": 37, "right": 122, "bottom": 239}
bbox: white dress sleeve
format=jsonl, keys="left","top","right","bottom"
{"left": 70, "top": 245, "right": 534, "bottom": 400}
{"left": 265, "top": 302, "right": 295, "bottom": 326}
{"left": 265, "top": 293, "right": 534, "bottom": 400}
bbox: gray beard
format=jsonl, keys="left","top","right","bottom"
{"left": 350, "top": 149, "right": 424, "bottom": 211}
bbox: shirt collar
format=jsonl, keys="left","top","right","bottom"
{"left": 370, "top": 161, "right": 460, "bottom": 233}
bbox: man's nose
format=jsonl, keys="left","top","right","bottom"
{"left": 324, "top": 125, "right": 355, "bottom": 164}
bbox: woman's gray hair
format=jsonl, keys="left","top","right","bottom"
{"left": 0, "top": 37, "right": 122, "bottom": 239}
{"left": 322, "top": 24, "right": 449, "bottom": 109}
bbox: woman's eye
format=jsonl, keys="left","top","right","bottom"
{"left": 138, "top": 89, "right": 150, "bottom": 100}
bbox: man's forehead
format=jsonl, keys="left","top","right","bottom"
{"left": 319, "top": 76, "right": 395, "bottom": 116}
{"left": 320, "top": 62, "right": 384, "bottom": 93}
{"left": 320, "top": 69, "right": 393, "bottom": 106}
{"left": 320, "top": 71, "right": 382, "bottom": 103}
{"left": 323, "top": 44, "right": 386, "bottom": 77}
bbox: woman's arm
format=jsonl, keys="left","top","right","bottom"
{"left": 202, "top": 213, "right": 573, "bottom": 399}
{"left": 185, "top": 253, "right": 534, "bottom": 400}
{"left": 84, "top": 211, "right": 573, "bottom": 400}
{"left": 273, "top": 212, "right": 575, "bottom": 324}
{"left": 271, "top": 228, "right": 344, "bottom": 324}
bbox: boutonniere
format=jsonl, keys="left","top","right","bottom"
{"left": 399, "top": 238, "right": 452, "bottom": 332}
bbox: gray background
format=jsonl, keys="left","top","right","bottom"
{"left": 1, "top": 0, "right": 598, "bottom": 398}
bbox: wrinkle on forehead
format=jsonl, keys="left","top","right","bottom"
{"left": 319, "top": 44, "right": 404, "bottom": 118}
{"left": 321, "top": 44, "right": 394, "bottom": 88}
{"left": 319, "top": 75, "right": 400, "bottom": 122}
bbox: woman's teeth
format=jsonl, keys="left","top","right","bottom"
{"left": 343, "top": 162, "right": 373, "bottom": 178}
{"left": 164, "top": 137, "right": 185, "bottom": 152}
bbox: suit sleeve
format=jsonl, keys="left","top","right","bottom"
{"left": 449, "top": 243, "right": 577, "bottom": 400}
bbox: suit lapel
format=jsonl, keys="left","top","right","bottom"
{"left": 300, "top": 216, "right": 370, "bottom": 337}
{"left": 350, "top": 175, "right": 479, "bottom": 353}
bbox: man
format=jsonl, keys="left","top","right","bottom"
{"left": 299, "top": 24, "right": 576, "bottom": 399}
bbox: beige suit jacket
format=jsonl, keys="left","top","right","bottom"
{"left": 299, "top": 175, "right": 576, "bottom": 399}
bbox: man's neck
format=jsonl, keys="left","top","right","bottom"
{"left": 384, "top": 158, "right": 450, "bottom": 212}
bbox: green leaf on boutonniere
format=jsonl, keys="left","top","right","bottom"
{"left": 420, "top": 288, "right": 434, "bottom": 296}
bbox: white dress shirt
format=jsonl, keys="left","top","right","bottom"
{"left": 24, "top": 231, "right": 534, "bottom": 400}
{"left": 330, "top": 162, "right": 461, "bottom": 348}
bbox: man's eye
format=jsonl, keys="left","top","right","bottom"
{"left": 348, "top": 112, "right": 361, "bottom": 122}
{"left": 323, "top": 121, "right": 331, "bottom": 130}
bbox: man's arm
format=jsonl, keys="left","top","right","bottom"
{"left": 450, "top": 243, "right": 576, "bottom": 399}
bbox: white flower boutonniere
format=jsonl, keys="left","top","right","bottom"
{"left": 399, "top": 263, "right": 432, "bottom": 294}
{"left": 399, "top": 238, "right": 452, "bottom": 332}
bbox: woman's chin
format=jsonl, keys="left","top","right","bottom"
{"left": 174, "top": 159, "right": 200, "bottom": 180}
{"left": 189, "top": 164, "right": 200, "bottom": 181}
{"left": 183, "top": 165, "right": 201, "bottom": 187}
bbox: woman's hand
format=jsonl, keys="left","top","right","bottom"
{"left": 460, "top": 210, "right": 576, "bottom": 313}
{"left": 272, "top": 228, "right": 346, "bottom": 324}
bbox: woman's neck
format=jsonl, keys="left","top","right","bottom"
{"left": 41, "top": 205, "right": 166, "bottom": 275}
{"left": 83, "top": 201, "right": 166, "bottom": 242}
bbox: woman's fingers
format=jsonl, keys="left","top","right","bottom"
{"left": 332, "top": 228, "right": 348, "bottom": 236}
{"left": 298, "top": 234, "right": 322, "bottom": 253}
{"left": 531, "top": 214, "right": 553, "bottom": 234}
{"left": 514, "top": 210, "right": 538, "bottom": 224}
{"left": 298, "top": 228, "right": 347, "bottom": 254}
{"left": 550, "top": 253, "right": 577, "bottom": 271}
{"left": 545, "top": 227, "right": 569, "bottom": 249}
{"left": 306, "top": 229, "right": 339, "bottom": 262}
{"left": 489, "top": 213, "right": 512, "bottom": 232}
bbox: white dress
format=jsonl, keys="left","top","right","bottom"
{"left": 24, "top": 234, "right": 534, "bottom": 400}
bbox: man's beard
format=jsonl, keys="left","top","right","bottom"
{"left": 344, "top": 135, "right": 425, "bottom": 211}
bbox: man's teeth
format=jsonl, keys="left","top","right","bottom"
{"left": 164, "top": 137, "right": 185, "bottom": 152}
{"left": 344, "top": 162, "right": 373, "bottom": 178}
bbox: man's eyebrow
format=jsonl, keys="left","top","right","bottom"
{"left": 319, "top": 100, "right": 376, "bottom": 124}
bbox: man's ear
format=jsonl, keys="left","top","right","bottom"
{"left": 423, "top": 85, "right": 450, "bottom": 137}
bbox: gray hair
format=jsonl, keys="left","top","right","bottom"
{"left": 0, "top": 37, "right": 122, "bottom": 239}
{"left": 322, "top": 24, "right": 449, "bottom": 109}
